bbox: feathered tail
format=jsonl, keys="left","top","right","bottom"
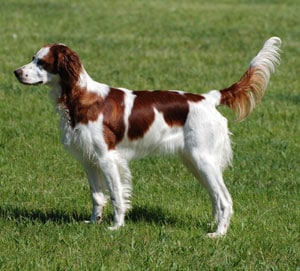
{"left": 219, "top": 37, "right": 281, "bottom": 121}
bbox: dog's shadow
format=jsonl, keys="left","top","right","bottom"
{"left": 127, "top": 205, "right": 178, "bottom": 226}
{"left": 0, "top": 204, "right": 208, "bottom": 230}
{"left": 0, "top": 204, "right": 174, "bottom": 224}
{"left": 0, "top": 204, "right": 85, "bottom": 224}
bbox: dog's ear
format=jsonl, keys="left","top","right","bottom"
{"left": 56, "top": 45, "right": 82, "bottom": 85}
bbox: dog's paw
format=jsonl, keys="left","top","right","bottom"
{"left": 84, "top": 215, "right": 102, "bottom": 224}
{"left": 108, "top": 223, "right": 124, "bottom": 231}
{"left": 207, "top": 232, "right": 226, "bottom": 238}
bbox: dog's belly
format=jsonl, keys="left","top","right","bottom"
{"left": 60, "top": 110, "right": 185, "bottom": 163}
{"left": 117, "top": 125, "right": 185, "bottom": 161}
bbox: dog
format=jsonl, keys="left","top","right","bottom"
{"left": 14, "top": 37, "right": 281, "bottom": 237}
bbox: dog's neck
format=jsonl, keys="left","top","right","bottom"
{"left": 50, "top": 67, "right": 110, "bottom": 128}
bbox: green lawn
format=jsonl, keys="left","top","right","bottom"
{"left": 0, "top": 0, "right": 299, "bottom": 270}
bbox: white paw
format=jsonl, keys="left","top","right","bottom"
{"left": 207, "top": 232, "right": 225, "bottom": 238}
{"left": 108, "top": 223, "right": 124, "bottom": 231}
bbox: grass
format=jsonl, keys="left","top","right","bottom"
{"left": 0, "top": 0, "right": 299, "bottom": 270}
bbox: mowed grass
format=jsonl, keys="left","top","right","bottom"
{"left": 0, "top": 0, "right": 299, "bottom": 270}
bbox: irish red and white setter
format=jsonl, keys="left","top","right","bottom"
{"left": 14, "top": 37, "right": 281, "bottom": 237}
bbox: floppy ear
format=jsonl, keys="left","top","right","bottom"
{"left": 56, "top": 45, "right": 82, "bottom": 84}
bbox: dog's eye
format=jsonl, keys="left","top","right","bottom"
{"left": 37, "top": 59, "right": 44, "bottom": 66}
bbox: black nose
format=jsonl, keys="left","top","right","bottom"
{"left": 14, "top": 69, "right": 21, "bottom": 78}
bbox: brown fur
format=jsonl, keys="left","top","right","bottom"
{"left": 128, "top": 90, "right": 204, "bottom": 140}
{"left": 220, "top": 67, "right": 267, "bottom": 121}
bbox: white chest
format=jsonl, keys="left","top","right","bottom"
{"left": 60, "top": 114, "right": 107, "bottom": 163}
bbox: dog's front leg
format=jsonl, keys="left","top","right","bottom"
{"left": 84, "top": 163, "right": 108, "bottom": 223}
{"left": 98, "top": 154, "right": 126, "bottom": 230}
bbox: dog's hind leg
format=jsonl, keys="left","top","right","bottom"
{"left": 180, "top": 152, "right": 233, "bottom": 237}
{"left": 115, "top": 157, "right": 132, "bottom": 214}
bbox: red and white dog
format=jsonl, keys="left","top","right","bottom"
{"left": 14, "top": 37, "right": 281, "bottom": 237}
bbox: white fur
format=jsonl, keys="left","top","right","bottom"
{"left": 250, "top": 37, "right": 281, "bottom": 73}
{"left": 14, "top": 37, "right": 281, "bottom": 237}
{"left": 62, "top": 84, "right": 233, "bottom": 235}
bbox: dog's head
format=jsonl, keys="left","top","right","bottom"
{"left": 14, "top": 44, "right": 82, "bottom": 87}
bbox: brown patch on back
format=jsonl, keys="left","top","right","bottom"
{"left": 128, "top": 90, "right": 204, "bottom": 140}
{"left": 184, "top": 93, "right": 205, "bottom": 103}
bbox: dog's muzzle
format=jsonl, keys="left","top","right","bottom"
{"left": 13, "top": 68, "right": 43, "bottom": 85}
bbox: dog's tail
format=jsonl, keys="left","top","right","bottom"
{"left": 215, "top": 37, "right": 281, "bottom": 121}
